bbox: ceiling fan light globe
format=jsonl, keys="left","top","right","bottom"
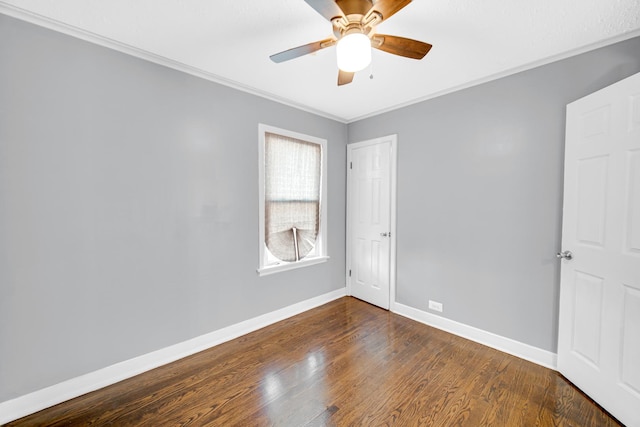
{"left": 336, "top": 33, "right": 371, "bottom": 72}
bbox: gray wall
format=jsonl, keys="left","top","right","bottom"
{"left": 349, "top": 36, "right": 640, "bottom": 352}
{"left": 0, "top": 15, "right": 347, "bottom": 402}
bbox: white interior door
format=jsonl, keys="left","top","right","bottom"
{"left": 347, "top": 136, "right": 396, "bottom": 310}
{"left": 558, "top": 72, "right": 640, "bottom": 427}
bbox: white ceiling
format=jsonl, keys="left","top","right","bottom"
{"left": 2, "top": 0, "right": 639, "bottom": 122}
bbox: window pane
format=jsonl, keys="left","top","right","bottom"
{"left": 265, "top": 132, "right": 321, "bottom": 262}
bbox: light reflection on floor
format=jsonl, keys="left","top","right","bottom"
{"left": 260, "top": 350, "right": 328, "bottom": 424}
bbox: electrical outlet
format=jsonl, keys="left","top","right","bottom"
{"left": 428, "top": 300, "right": 443, "bottom": 312}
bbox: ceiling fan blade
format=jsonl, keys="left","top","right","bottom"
{"left": 270, "top": 38, "right": 336, "bottom": 63}
{"left": 368, "top": 0, "right": 412, "bottom": 22}
{"left": 372, "top": 34, "right": 432, "bottom": 59}
{"left": 304, "top": 0, "right": 346, "bottom": 21}
{"left": 338, "top": 70, "right": 354, "bottom": 86}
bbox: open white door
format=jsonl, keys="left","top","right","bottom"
{"left": 558, "top": 72, "right": 640, "bottom": 427}
{"left": 347, "top": 136, "right": 397, "bottom": 310}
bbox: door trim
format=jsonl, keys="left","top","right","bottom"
{"left": 346, "top": 135, "right": 398, "bottom": 310}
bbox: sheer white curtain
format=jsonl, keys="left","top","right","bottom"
{"left": 265, "top": 132, "right": 321, "bottom": 262}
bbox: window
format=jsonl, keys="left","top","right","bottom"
{"left": 258, "top": 124, "right": 328, "bottom": 275}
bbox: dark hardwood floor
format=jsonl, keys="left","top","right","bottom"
{"left": 7, "top": 297, "right": 621, "bottom": 426}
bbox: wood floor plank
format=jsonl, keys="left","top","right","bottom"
{"left": 6, "top": 297, "right": 623, "bottom": 426}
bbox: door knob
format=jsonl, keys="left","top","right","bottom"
{"left": 557, "top": 250, "right": 573, "bottom": 260}
{"left": 380, "top": 232, "right": 389, "bottom": 237}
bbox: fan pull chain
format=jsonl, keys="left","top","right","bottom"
{"left": 369, "top": 58, "right": 374, "bottom": 80}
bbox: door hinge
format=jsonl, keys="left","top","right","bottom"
{"left": 349, "top": 269, "right": 352, "bottom": 277}
{"left": 350, "top": 161, "right": 352, "bottom": 169}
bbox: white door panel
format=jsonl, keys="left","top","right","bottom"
{"left": 558, "top": 71, "right": 640, "bottom": 427}
{"left": 347, "top": 136, "right": 396, "bottom": 310}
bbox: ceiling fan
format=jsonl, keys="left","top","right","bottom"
{"left": 270, "top": 0, "right": 432, "bottom": 86}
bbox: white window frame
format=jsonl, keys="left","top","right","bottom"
{"left": 257, "top": 124, "right": 329, "bottom": 276}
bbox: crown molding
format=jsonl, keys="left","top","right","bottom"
{"left": 346, "top": 28, "right": 640, "bottom": 123}
{"left": 0, "top": 3, "right": 348, "bottom": 124}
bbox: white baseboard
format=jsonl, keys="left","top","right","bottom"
{"left": 393, "top": 302, "right": 558, "bottom": 370}
{"left": 0, "top": 288, "right": 347, "bottom": 425}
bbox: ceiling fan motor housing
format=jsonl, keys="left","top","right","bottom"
{"left": 335, "top": 0, "right": 373, "bottom": 17}
{"left": 270, "top": 0, "right": 432, "bottom": 85}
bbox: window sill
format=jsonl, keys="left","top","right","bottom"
{"left": 257, "top": 256, "right": 330, "bottom": 277}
